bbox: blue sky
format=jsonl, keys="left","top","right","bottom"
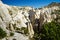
{"left": 2, "top": 0, "right": 60, "bottom": 8}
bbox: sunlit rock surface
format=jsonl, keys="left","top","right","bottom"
{"left": 0, "top": 0, "right": 60, "bottom": 40}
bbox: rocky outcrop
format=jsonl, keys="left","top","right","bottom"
{"left": 0, "top": 0, "right": 60, "bottom": 40}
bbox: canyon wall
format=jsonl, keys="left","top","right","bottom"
{"left": 0, "top": 0, "right": 60, "bottom": 40}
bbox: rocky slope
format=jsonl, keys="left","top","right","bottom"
{"left": 0, "top": 0, "right": 60, "bottom": 40}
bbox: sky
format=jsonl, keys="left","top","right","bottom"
{"left": 1, "top": 0, "right": 60, "bottom": 8}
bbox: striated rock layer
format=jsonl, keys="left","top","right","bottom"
{"left": 0, "top": 0, "right": 60, "bottom": 40}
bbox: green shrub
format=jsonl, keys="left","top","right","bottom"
{"left": 21, "top": 27, "right": 28, "bottom": 34}
{"left": 24, "top": 28, "right": 28, "bottom": 34}
{"left": 16, "top": 27, "right": 20, "bottom": 30}
{"left": 10, "top": 32, "right": 14, "bottom": 36}
{"left": 0, "top": 27, "right": 7, "bottom": 39}
{"left": 13, "top": 38, "right": 16, "bottom": 40}
{"left": 33, "top": 21, "right": 60, "bottom": 40}
{"left": 33, "top": 10, "right": 60, "bottom": 40}
{"left": 21, "top": 27, "right": 26, "bottom": 30}
{"left": 40, "top": 21, "right": 60, "bottom": 40}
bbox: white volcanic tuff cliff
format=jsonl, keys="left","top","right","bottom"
{"left": 39, "top": 7, "right": 59, "bottom": 23}
{"left": 13, "top": 11, "right": 27, "bottom": 27}
{"left": 0, "top": 0, "right": 60, "bottom": 40}
{"left": 31, "top": 6, "right": 59, "bottom": 24}
{"left": 31, "top": 6, "right": 59, "bottom": 31}
{"left": 0, "top": 1, "right": 34, "bottom": 40}
{"left": 0, "top": 1, "right": 12, "bottom": 32}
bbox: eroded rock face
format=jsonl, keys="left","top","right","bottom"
{"left": 0, "top": 0, "right": 60, "bottom": 40}
{"left": 0, "top": 1, "right": 34, "bottom": 40}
